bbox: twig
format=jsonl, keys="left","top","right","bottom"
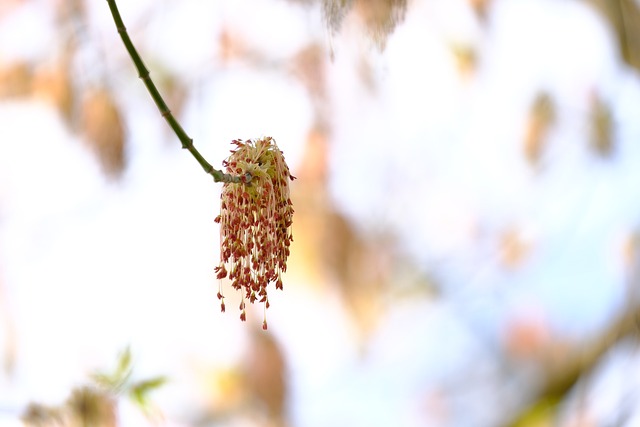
{"left": 106, "top": 0, "right": 243, "bottom": 183}
{"left": 503, "top": 277, "right": 640, "bottom": 426}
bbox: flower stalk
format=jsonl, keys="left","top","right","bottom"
{"left": 106, "top": 0, "right": 240, "bottom": 183}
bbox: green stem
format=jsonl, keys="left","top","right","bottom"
{"left": 106, "top": 0, "right": 242, "bottom": 184}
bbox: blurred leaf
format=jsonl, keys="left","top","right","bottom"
{"left": 91, "top": 372, "right": 118, "bottom": 390}
{"left": 290, "top": 43, "right": 326, "bottom": 98}
{"left": 212, "top": 367, "right": 246, "bottom": 410}
{"left": 128, "top": 376, "right": 167, "bottom": 416}
{"left": 0, "top": 61, "right": 32, "bottom": 98}
{"left": 322, "top": 0, "right": 406, "bottom": 49}
{"left": 323, "top": 211, "right": 387, "bottom": 334}
{"left": 450, "top": 42, "right": 478, "bottom": 80}
{"left": 66, "top": 386, "right": 117, "bottom": 427}
{"left": 355, "top": 0, "right": 407, "bottom": 48}
{"left": 622, "top": 230, "right": 640, "bottom": 273}
{"left": 585, "top": 0, "right": 640, "bottom": 72}
{"left": 53, "top": 0, "right": 85, "bottom": 26}
{"left": 588, "top": 93, "right": 614, "bottom": 157}
{"left": 218, "top": 26, "right": 250, "bottom": 64}
{"left": 91, "top": 346, "right": 133, "bottom": 392}
{"left": 323, "top": 0, "right": 354, "bottom": 34}
{"left": 498, "top": 227, "right": 532, "bottom": 269}
{"left": 244, "top": 331, "right": 288, "bottom": 421}
{"left": 523, "top": 92, "right": 556, "bottom": 167}
{"left": 115, "top": 346, "right": 132, "bottom": 380}
{"left": 81, "top": 88, "right": 127, "bottom": 178}
{"left": 468, "top": 0, "right": 492, "bottom": 21}
{"left": 32, "top": 59, "right": 74, "bottom": 122}
{"left": 21, "top": 403, "right": 64, "bottom": 427}
{"left": 129, "top": 376, "right": 167, "bottom": 402}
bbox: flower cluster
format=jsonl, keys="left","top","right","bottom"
{"left": 214, "top": 137, "right": 295, "bottom": 330}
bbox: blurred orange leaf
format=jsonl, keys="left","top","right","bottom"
{"left": 523, "top": 92, "right": 556, "bottom": 167}
{"left": 81, "top": 88, "right": 126, "bottom": 178}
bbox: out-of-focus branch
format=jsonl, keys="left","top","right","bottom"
{"left": 504, "top": 289, "right": 640, "bottom": 426}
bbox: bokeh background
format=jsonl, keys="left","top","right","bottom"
{"left": 1, "top": 0, "right": 640, "bottom": 425}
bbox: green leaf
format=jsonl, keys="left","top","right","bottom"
{"left": 90, "top": 372, "right": 118, "bottom": 389}
{"left": 129, "top": 376, "right": 167, "bottom": 411}
{"left": 115, "top": 346, "right": 133, "bottom": 381}
{"left": 130, "top": 376, "right": 167, "bottom": 396}
{"left": 90, "top": 346, "right": 133, "bottom": 393}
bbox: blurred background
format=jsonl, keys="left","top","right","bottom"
{"left": 1, "top": 0, "right": 640, "bottom": 425}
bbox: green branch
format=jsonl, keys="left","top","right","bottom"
{"left": 106, "top": 0, "right": 243, "bottom": 184}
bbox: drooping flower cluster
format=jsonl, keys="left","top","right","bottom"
{"left": 214, "top": 137, "right": 295, "bottom": 329}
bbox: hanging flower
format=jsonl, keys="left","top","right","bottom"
{"left": 214, "top": 137, "right": 295, "bottom": 329}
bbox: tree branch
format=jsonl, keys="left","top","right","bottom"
{"left": 504, "top": 287, "right": 640, "bottom": 426}
{"left": 106, "top": 0, "right": 243, "bottom": 184}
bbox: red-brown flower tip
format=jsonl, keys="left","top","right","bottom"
{"left": 262, "top": 320, "right": 268, "bottom": 330}
{"left": 214, "top": 264, "right": 227, "bottom": 280}
{"left": 240, "top": 311, "right": 247, "bottom": 322}
{"left": 215, "top": 137, "right": 294, "bottom": 326}
{"left": 220, "top": 301, "right": 226, "bottom": 312}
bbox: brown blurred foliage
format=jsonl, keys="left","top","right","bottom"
{"left": 468, "top": 0, "right": 492, "bottom": 21}
{"left": 287, "top": 127, "right": 330, "bottom": 285}
{"left": 22, "top": 403, "right": 64, "bottom": 427}
{"left": 22, "top": 348, "right": 165, "bottom": 427}
{"left": 450, "top": 43, "right": 478, "bottom": 80}
{"left": 22, "top": 387, "right": 116, "bottom": 427}
{"left": 622, "top": 231, "right": 640, "bottom": 273}
{"left": 498, "top": 226, "right": 532, "bottom": 270}
{"left": 354, "top": 0, "right": 407, "bottom": 47}
{"left": 323, "top": 0, "right": 354, "bottom": 34}
{"left": 588, "top": 93, "right": 614, "bottom": 157}
{"left": 52, "top": 0, "right": 85, "bottom": 26}
{"left": 322, "top": 0, "right": 407, "bottom": 48}
{"left": 0, "top": 56, "right": 73, "bottom": 121}
{"left": 290, "top": 43, "right": 327, "bottom": 100}
{"left": 0, "top": 61, "right": 32, "bottom": 98}
{"left": 0, "top": 56, "right": 128, "bottom": 179}
{"left": 80, "top": 89, "right": 127, "bottom": 178}
{"left": 0, "top": 271, "right": 17, "bottom": 377}
{"left": 523, "top": 92, "right": 556, "bottom": 167}
{"left": 243, "top": 331, "right": 288, "bottom": 423}
{"left": 586, "top": 0, "right": 640, "bottom": 72}
{"left": 66, "top": 387, "right": 117, "bottom": 427}
{"left": 290, "top": 126, "right": 393, "bottom": 337}
{"left": 32, "top": 60, "right": 74, "bottom": 122}
{"left": 323, "top": 211, "right": 389, "bottom": 334}
{"left": 218, "top": 27, "right": 250, "bottom": 64}
{"left": 0, "top": 0, "right": 130, "bottom": 180}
